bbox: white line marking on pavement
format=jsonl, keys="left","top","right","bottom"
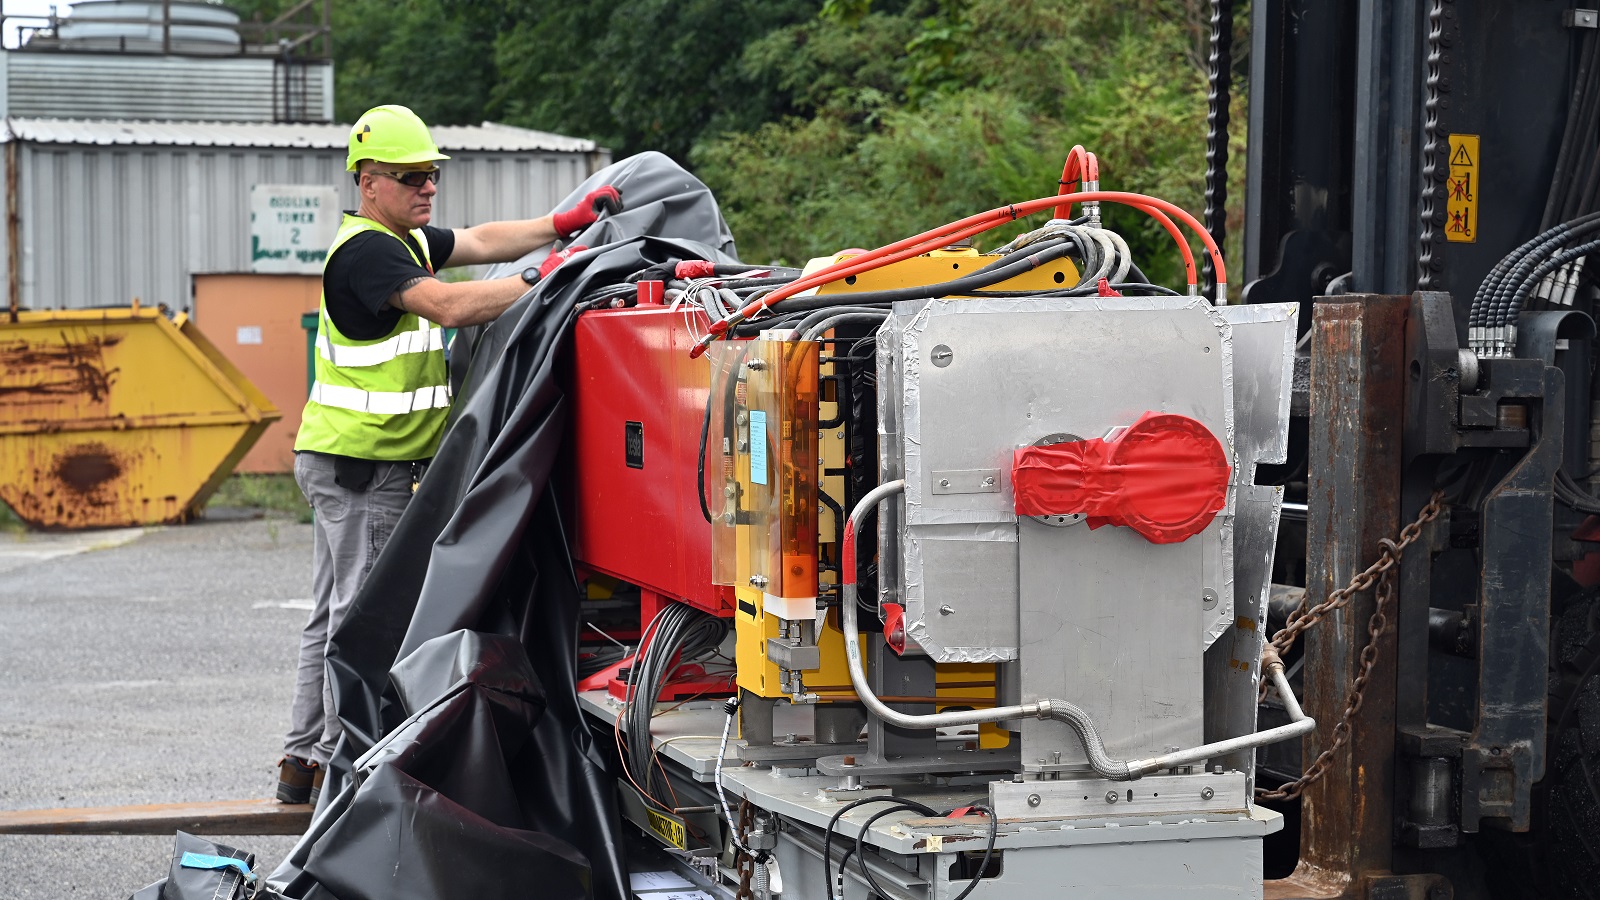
{"left": 252, "top": 599, "right": 314, "bottom": 610}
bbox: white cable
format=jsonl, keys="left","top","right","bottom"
{"left": 715, "top": 701, "right": 753, "bottom": 854}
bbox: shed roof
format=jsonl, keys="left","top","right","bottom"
{"left": 1, "top": 117, "right": 600, "bottom": 153}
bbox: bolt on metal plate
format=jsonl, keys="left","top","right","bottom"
{"left": 930, "top": 468, "right": 1002, "bottom": 495}
{"left": 931, "top": 344, "right": 954, "bottom": 367}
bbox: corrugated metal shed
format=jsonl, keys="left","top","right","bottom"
{"left": 0, "top": 117, "right": 611, "bottom": 311}
{"left": 2, "top": 53, "right": 335, "bottom": 122}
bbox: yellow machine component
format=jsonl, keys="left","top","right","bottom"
{"left": 812, "top": 246, "right": 1081, "bottom": 295}
{"left": 936, "top": 664, "right": 1008, "bottom": 749}
{"left": 714, "top": 337, "right": 851, "bottom": 700}
{"left": 734, "top": 586, "right": 858, "bottom": 697}
{"left": 0, "top": 306, "right": 280, "bottom": 528}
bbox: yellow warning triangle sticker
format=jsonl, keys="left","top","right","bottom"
{"left": 1450, "top": 142, "right": 1474, "bottom": 166}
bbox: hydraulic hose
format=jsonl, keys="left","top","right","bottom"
{"left": 1496, "top": 217, "right": 1600, "bottom": 324}
{"left": 1054, "top": 146, "right": 1100, "bottom": 220}
{"left": 792, "top": 305, "right": 898, "bottom": 340}
{"left": 1511, "top": 236, "right": 1600, "bottom": 315}
{"left": 801, "top": 312, "right": 891, "bottom": 342}
{"left": 690, "top": 190, "right": 1226, "bottom": 357}
{"left": 1474, "top": 211, "right": 1600, "bottom": 329}
{"left": 767, "top": 239, "right": 1083, "bottom": 313}
{"left": 840, "top": 481, "right": 1316, "bottom": 782}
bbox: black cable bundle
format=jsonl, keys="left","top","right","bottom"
{"left": 622, "top": 602, "right": 730, "bottom": 801}
{"left": 1470, "top": 211, "right": 1600, "bottom": 350}
{"left": 725, "top": 237, "right": 1095, "bottom": 337}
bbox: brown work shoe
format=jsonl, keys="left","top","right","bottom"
{"left": 309, "top": 763, "right": 327, "bottom": 806}
{"left": 276, "top": 755, "right": 319, "bottom": 804}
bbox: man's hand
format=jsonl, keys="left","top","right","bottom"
{"left": 538, "top": 245, "right": 588, "bottom": 279}
{"left": 551, "top": 186, "right": 624, "bottom": 239}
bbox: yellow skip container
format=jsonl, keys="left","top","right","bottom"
{"left": 0, "top": 306, "right": 280, "bottom": 529}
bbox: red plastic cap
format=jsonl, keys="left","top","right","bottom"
{"left": 1012, "top": 412, "right": 1230, "bottom": 544}
{"left": 637, "top": 280, "right": 665, "bottom": 306}
{"left": 675, "top": 260, "right": 718, "bottom": 280}
{"left": 882, "top": 603, "right": 907, "bottom": 656}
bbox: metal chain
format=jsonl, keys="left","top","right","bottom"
{"left": 734, "top": 800, "right": 756, "bottom": 900}
{"left": 1268, "top": 491, "right": 1444, "bottom": 659}
{"left": 1416, "top": 0, "right": 1447, "bottom": 289}
{"left": 1200, "top": 0, "right": 1234, "bottom": 300}
{"left": 1258, "top": 558, "right": 1394, "bottom": 801}
{"left": 1255, "top": 491, "right": 1445, "bottom": 802}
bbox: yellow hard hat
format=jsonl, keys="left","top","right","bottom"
{"left": 346, "top": 105, "right": 450, "bottom": 172}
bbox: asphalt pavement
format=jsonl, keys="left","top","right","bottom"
{"left": 0, "top": 511, "right": 314, "bottom": 898}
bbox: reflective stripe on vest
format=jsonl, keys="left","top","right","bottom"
{"left": 316, "top": 315, "right": 444, "bottom": 368}
{"left": 308, "top": 381, "right": 452, "bottom": 415}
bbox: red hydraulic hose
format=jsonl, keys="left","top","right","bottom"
{"left": 1057, "top": 148, "right": 1192, "bottom": 284}
{"left": 1054, "top": 147, "right": 1102, "bottom": 220}
{"left": 1127, "top": 203, "right": 1198, "bottom": 287}
{"left": 691, "top": 191, "right": 1224, "bottom": 357}
{"left": 1056, "top": 146, "right": 1087, "bottom": 220}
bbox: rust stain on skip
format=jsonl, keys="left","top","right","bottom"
{"left": 0, "top": 332, "right": 123, "bottom": 406}
{"left": 54, "top": 446, "right": 124, "bottom": 493}
{"left": 4, "top": 441, "right": 134, "bottom": 529}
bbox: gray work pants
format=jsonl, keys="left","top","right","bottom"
{"left": 283, "top": 451, "right": 415, "bottom": 764}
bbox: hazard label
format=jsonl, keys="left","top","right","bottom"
{"left": 1446, "top": 134, "right": 1479, "bottom": 244}
{"left": 646, "top": 807, "right": 687, "bottom": 849}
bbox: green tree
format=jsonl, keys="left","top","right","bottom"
{"left": 485, "top": 0, "right": 822, "bottom": 160}
{"left": 224, "top": 0, "right": 1246, "bottom": 285}
{"left": 694, "top": 0, "right": 1229, "bottom": 283}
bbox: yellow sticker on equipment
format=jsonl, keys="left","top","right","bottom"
{"left": 646, "top": 807, "right": 687, "bottom": 849}
{"left": 1446, "top": 134, "right": 1479, "bottom": 244}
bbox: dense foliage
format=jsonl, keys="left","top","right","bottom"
{"left": 231, "top": 0, "right": 1245, "bottom": 281}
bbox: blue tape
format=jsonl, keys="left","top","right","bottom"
{"left": 179, "top": 852, "right": 254, "bottom": 881}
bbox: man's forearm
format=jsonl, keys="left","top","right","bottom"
{"left": 393, "top": 274, "right": 528, "bottom": 328}
{"left": 451, "top": 218, "right": 560, "bottom": 266}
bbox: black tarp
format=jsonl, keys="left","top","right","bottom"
{"left": 262, "top": 151, "right": 740, "bottom": 900}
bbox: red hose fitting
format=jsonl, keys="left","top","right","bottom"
{"left": 675, "top": 260, "right": 718, "bottom": 280}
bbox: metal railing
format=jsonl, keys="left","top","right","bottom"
{"left": 3, "top": 0, "right": 330, "bottom": 59}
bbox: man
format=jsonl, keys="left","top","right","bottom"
{"left": 277, "top": 104, "right": 621, "bottom": 804}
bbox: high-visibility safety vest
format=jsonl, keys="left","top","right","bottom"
{"left": 294, "top": 214, "right": 451, "bottom": 461}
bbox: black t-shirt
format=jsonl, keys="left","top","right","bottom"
{"left": 322, "top": 220, "right": 456, "bottom": 340}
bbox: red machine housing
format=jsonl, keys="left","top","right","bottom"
{"left": 569, "top": 305, "right": 732, "bottom": 618}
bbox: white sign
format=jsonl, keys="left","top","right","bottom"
{"left": 236, "top": 325, "right": 263, "bottom": 345}
{"left": 250, "top": 184, "right": 340, "bottom": 274}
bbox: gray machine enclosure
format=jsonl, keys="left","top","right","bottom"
{"left": 877, "top": 297, "right": 1297, "bottom": 772}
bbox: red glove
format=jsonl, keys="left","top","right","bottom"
{"left": 551, "top": 186, "right": 623, "bottom": 239}
{"left": 538, "top": 244, "right": 588, "bottom": 279}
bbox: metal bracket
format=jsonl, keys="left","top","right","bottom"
{"left": 989, "top": 771, "right": 1247, "bottom": 820}
{"left": 929, "top": 468, "right": 1001, "bottom": 495}
{"left": 766, "top": 639, "right": 821, "bottom": 671}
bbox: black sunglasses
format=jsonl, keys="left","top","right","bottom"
{"left": 368, "top": 168, "right": 441, "bottom": 188}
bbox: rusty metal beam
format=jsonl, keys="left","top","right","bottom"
{"left": 1269, "top": 295, "right": 1409, "bottom": 899}
{"left": 0, "top": 799, "right": 311, "bottom": 836}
